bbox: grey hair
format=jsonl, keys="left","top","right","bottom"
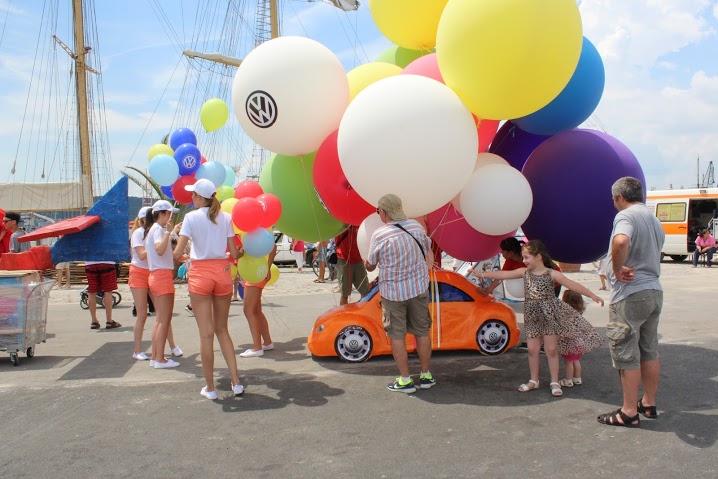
{"left": 611, "top": 177, "right": 644, "bottom": 202}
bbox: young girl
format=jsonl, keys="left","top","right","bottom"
{"left": 239, "top": 244, "right": 277, "bottom": 358}
{"left": 476, "top": 240, "right": 604, "bottom": 397}
{"left": 558, "top": 290, "right": 604, "bottom": 388}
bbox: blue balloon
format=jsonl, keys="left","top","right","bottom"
{"left": 169, "top": 128, "right": 197, "bottom": 150}
{"left": 148, "top": 154, "right": 179, "bottom": 186}
{"left": 223, "top": 165, "right": 236, "bottom": 187}
{"left": 195, "top": 161, "right": 227, "bottom": 187}
{"left": 161, "top": 185, "right": 174, "bottom": 200}
{"left": 178, "top": 263, "right": 187, "bottom": 279}
{"left": 242, "top": 228, "right": 275, "bottom": 257}
{"left": 513, "top": 37, "right": 605, "bottom": 135}
{"left": 174, "top": 143, "right": 202, "bottom": 176}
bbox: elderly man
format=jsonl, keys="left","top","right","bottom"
{"left": 598, "top": 177, "right": 665, "bottom": 428}
{"left": 365, "top": 194, "right": 435, "bottom": 393}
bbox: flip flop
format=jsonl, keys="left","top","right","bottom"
{"left": 313, "top": 279, "right": 325, "bottom": 283}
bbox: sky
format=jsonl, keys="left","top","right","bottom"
{"left": 1, "top": 0, "right": 717, "bottom": 197}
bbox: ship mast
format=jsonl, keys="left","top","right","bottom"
{"left": 73, "top": 0, "right": 94, "bottom": 209}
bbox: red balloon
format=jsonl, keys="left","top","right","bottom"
{"left": 201, "top": 156, "right": 207, "bottom": 165}
{"left": 234, "top": 180, "right": 264, "bottom": 199}
{"left": 313, "top": 130, "right": 375, "bottom": 226}
{"left": 232, "top": 197, "right": 264, "bottom": 232}
{"left": 257, "top": 193, "right": 282, "bottom": 228}
{"left": 478, "top": 119, "right": 500, "bottom": 152}
{"left": 172, "top": 175, "right": 196, "bottom": 205}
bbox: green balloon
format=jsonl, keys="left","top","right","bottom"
{"left": 259, "top": 152, "right": 346, "bottom": 242}
{"left": 375, "top": 45, "right": 435, "bottom": 68}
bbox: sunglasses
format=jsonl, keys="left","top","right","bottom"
{"left": 376, "top": 208, "right": 381, "bottom": 214}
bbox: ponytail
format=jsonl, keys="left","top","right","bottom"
{"left": 130, "top": 217, "right": 143, "bottom": 235}
{"left": 143, "top": 212, "right": 157, "bottom": 240}
{"left": 208, "top": 195, "right": 221, "bottom": 224}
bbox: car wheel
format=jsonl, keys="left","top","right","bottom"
{"left": 476, "top": 319, "right": 510, "bottom": 355}
{"left": 670, "top": 255, "right": 686, "bottom": 263}
{"left": 335, "top": 326, "right": 373, "bottom": 363}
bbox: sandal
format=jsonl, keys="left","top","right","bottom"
{"left": 637, "top": 399, "right": 658, "bottom": 419}
{"left": 550, "top": 382, "right": 563, "bottom": 397}
{"left": 558, "top": 378, "right": 574, "bottom": 388}
{"left": 597, "top": 408, "right": 640, "bottom": 428}
{"left": 518, "top": 379, "right": 539, "bottom": 392}
{"left": 90, "top": 322, "right": 101, "bottom": 330}
{"left": 105, "top": 321, "right": 122, "bottom": 329}
{"left": 313, "top": 279, "right": 325, "bottom": 283}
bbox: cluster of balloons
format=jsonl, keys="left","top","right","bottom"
{"left": 230, "top": 0, "right": 644, "bottom": 264}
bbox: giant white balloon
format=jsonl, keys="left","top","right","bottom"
{"left": 451, "top": 152, "right": 509, "bottom": 214}
{"left": 357, "top": 213, "right": 386, "bottom": 260}
{"left": 460, "top": 163, "right": 533, "bottom": 235}
{"left": 232, "top": 36, "right": 349, "bottom": 156}
{"left": 338, "top": 75, "right": 477, "bottom": 218}
{"left": 505, "top": 279, "right": 525, "bottom": 299}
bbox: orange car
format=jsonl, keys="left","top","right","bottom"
{"left": 308, "top": 270, "right": 520, "bottom": 362}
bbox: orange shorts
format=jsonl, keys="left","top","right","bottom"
{"left": 128, "top": 265, "right": 150, "bottom": 289}
{"left": 149, "top": 269, "right": 175, "bottom": 297}
{"left": 188, "top": 259, "right": 233, "bottom": 296}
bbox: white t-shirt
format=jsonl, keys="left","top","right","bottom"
{"left": 146, "top": 223, "right": 174, "bottom": 271}
{"left": 179, "top": 208, "right": 233, "bottom": 260}
{"left": 130, "top": 227, "right": 149, "bottom": 269}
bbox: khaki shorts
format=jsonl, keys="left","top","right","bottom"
{"left": 381, "top": 291, "right": 432, "bottom": 340}
{"left": 337, "top": 258, "right": 369, "bottom": 298}
{"left": 607, "top": 289, "right": 662, "bottom": 370}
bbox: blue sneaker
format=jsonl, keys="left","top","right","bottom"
{"left": 419, "top": 373, "right": 436, "bottom": 389}
{"left": 387, "top": 377, "right": 416, "bottom": 394}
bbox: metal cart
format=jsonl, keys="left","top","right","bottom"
{"left": 0, "top": 281, "right": 54, "bottom": 366}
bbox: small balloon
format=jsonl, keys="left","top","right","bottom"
{"left": 257, "top": 193, "right": 282, "bottom": 228}
{"left": 232, "top": 197, "right": 265, "bottom": 232}
{"left": 160, "top": 185, "right": 174, "bottom": 200}
{"left": 148, "top": 144, "right": 173, "bottom": 161}
{"left": 223, "top": 166, "right": 236, "bottom": 187}
{"left": 234, "top": 180, "right": 264, "bottom": 199}
{"left": 266, "top": 263, "right": 280, "bottom": 287}
{"left": 216, "top": 185, "right": 235, "bottom": 201}
{"left": 172, "top": 175, "right": 196, "bottom": 205}
{"left": 243, "top": 227, "right": 276, "bottom": 257}
{"left": 195, "top": 161, "right": 227, "bottom": 187}
{"left": 200, "top": 98, "right": 230, "bottom": 132}
{"left": 148, "top": 154, "right": 179, "bottom": 186}
{"left": 221, "top": 198, "right": 238, "bottom": 214}
{"left": 237, "top": 255, "right": 269, "bottom": 283}
{"left": 174, "top": 143, "right": 202, "bottom": 176}
{"left": 169, "top": 128, "right": 197, "bottom": 150}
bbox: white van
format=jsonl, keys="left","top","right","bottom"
{"left": 646, "top": 188, "right": 718, "bottom": 262}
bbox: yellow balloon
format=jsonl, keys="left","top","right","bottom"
{"left": 347, "top": 62, "right": 402, "bottom": 102}
{"left": 148, "top": 143, "right": 173, "bottom": 161}
{"left": 216, "top": 185, "right": 235, "bottom": 201}
{"left": 200, "top": 98, "right": 229, "bottom": 132}
{"left": 233, "top": 225, "right": 246, "bottom": 237}
{"left": 368, "top": 0, "right": 448, "bottom": 50}
{"left": 266, "top": 264, "right": 280, "bottom": 287}
{"left": 237, "top": 255, "right": 269, "bottom": 283}
{"left": 230, "top": 263, "right": 238, "bottom": 279}
{"left": 436, "top": 0, "right": 583, "bottom": 120}
{"left": 221, "top": 197, "right": 238, "bottom": 214}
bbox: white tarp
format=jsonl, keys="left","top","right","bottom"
{"left": 0, "top": 181, "right": 91, "bottom": 212}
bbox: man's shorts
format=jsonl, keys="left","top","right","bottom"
{"left": 381, "top": 291, "right": 432, "bottom": 340}
{"left": 128, "top": 265, "right": 150, "bottom": 289}
{"left": 149, "top": 269, "right": 175, "bottom": 297}
{"left": 337, "top": 258, "right": 369, "bottom": 298}
{"left": 85, "top": 264, "right": 117, "bottom": 293}
{"left": 56, "top": 262, "right": 69, "bottom": 270}
{"left": 607, "top": 289, "right": 663, "bottom": 370}
{"left": 317, "top": 247, "right": 327, "bottom": 262}
{"left": 188, "top": 259, "right": 233, "bottom": 296}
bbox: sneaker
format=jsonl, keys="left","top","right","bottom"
{"left": 239, "top": 348, "right": 264, "bottom": 358}
{"left": 200, "top": 386, "right": 218, "bottom": 400}
{"left": 419, "top": 373, "right": 436, "bottom": 389}
{"left": 387, "top": 377, "right": 416, "bottom": 394}
{"left": 232, "top": 383, "right": 245, "bottom": 396}
{"left": 154, "top": 358, "right": 180, "bottom": 369}
{"left": 184, "top": 305, "right": 194, "bottom": 316}
{"left": 148, "top": 358, "right": 167, "bottom": 367}
{"left": 261, "top": 343, "right": 275, "bottom": 351}
{"left": 171, "top": 347, "right": 183, "bottom": 357}
{"left": 132, "top": 352, "right": 149, "bottom": 361}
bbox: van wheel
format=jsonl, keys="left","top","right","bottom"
{"left": 670, "top": 255, "right": 687, "bottom": 263}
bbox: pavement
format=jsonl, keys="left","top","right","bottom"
{"left": 0, "top": 262, "right": 716, "bottom": 478}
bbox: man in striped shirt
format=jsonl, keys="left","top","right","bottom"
{"left": 365, "top": 194, "right": 435, "bottom": 394}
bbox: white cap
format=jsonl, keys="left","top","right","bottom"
{"left": 138, "top": 206, "right": 151, "bottom": 219}
{"left": 185, "top": 178, "right": 216, "bottom": 199}
{"left": 151, "top": 200, "right": 179, "bottom": 213}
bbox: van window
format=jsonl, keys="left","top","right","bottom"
{"left": 656, "top": 202, "right": 686, "bottom": 222}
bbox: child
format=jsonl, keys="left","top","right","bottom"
{"left": 597, "top": 256, "right": 608, "bottom": 290}
{"left": 558, "top": 290, "right": 604, "bottom": 387}
{"left": 475, "top": 240, "right": 604, "bottom": 397}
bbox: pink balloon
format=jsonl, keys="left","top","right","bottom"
{"left": 257, "top": 193, "right": 282, "bottom": 228}
{"left": 427, "top": 203, "right": 513, "bottom": 262}
{"left": 232, "top": 197, "right": 264, "bottom": 232}
{"left": 234, "top": 180, "right": 264, "bottom": 199}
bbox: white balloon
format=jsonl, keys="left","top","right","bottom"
{"left": 460, "top": 164, "right": 533, "bottom": 235}
{"left": 450, "top": 153, "right": 509, "bottom": 213}
{"left": 505, "top": 279, "right": 525, "bottom": 299}
{"left": 357, "top": 213, "right": 386, "bottom": 260}
{"left": 338, "top": 75, "right": 477, "bottom": 218}
{"left": 232, "top": 36, "right": 349, "bottom": 156}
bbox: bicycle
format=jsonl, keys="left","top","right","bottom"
{"left": 80, "top": 286, "right": 122, "bottom": 310}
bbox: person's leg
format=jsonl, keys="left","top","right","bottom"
{"left": 390, "top": 338, "right": 410, "bottom": 377}
{"left": 415, "top": 336, "right": 431, "bottom": 373}
{"left": 637, "top": 290, "right": 662, "bottom": 408}
{"left": 211, "top": 294, "right": 241, "bottom": 386}
{"left": 620, "top": 369, "right": 641, "bottom": 416}
{"left": 337, "top": 259, "right": 349, "bottom": 305}
{"left": 707, "top": 247, "right": 716, "bottom": 266}
{"left": 102, "top": 291, "right": 113, "bottom": 325}
{"left": 526, "top": 337, "right": 541, "bottom": 383}
{"left": 131, "top": 287, "right": 149, "bottom": 355}
{"left": 543, "top": 335, "right": 560, "bottom": 383}
{"left": 64, "top": 267, "right": 71, "bottom": 287}
{"left": 318, "top": 260, "right": 326, "bottom": 280}
{"left": 640, "top": 359, "right": 660, "bottom": 407}
{"left": 166, "top": 323, "right": 177, "bottom": 350}
{"left": 599, "top": 274, "right": 607, "bottom": 289}
{"left": 55, "top": 269, "right": 63, "bottom": 288}
{"left": 147, "top": 294, "right": 155, "bottom": 314}
{"left": 242, "top": 286, "right": 263, "bottom": 351}
{"left": 88, "top": 291, "right": 99, "bottom": 326}
{"left": 190, "top": 292, "right": 216, "bottom": 390}
{"left": 258, "top": 307, "right": 273, "bottom": 346}
{"left": 693, "top": 248, "right": 700, "bottom": 267}
{"left": 573, "top": 359, "right": 582, "bottom": 379}
{"left": 564, "top": 359, "right": 575, "bottom": 380}
{"left": 153, "top": 294, "right": 175, "bottom": 363}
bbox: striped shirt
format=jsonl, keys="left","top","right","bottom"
{"left": 367, "top": 219, "right": 430, "bottom": 301}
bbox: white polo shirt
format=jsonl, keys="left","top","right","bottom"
{"left": 146, "top": 223, "right": 174, "bottom": 271}
{"left": 179, "top": 208, "right": 234, "bottom": 260}
{"left": 130, "top": 227, "right": 149, "bottom": 269}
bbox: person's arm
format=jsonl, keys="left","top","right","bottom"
{"left": 226, "top": 236, "right": 244, "bottom": 261}
{"left": 551, "top": 270, "right": 604, "bottom": 306}
{"left": 478, "top": 279, "right": 502, "bottom": 296}
{"left": 173, "top": 235, "right": 190, "bottom": 261}
{"left": 611, "top": 233, "right": 635, "bottom": 282}
{"left": 477, "top": 267, "right": 526, "bottom": 281}
{"left": 135, "top": 245, "right": 147, "bottom": 261}
{"left": 264, "top": 244, "right": 277, "bottom": 280}
{"left": 156, "top": 222, "right": 180, "bottom": 256}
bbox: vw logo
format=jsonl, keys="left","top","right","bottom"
{"left": 182, "top": 155, "right": 197, "bottom": 169}
{"left": 257, "top": 265, "right": 268, "bottom": 278}
{"left": 246, "top": 90, "right": 278, "bottom": 128}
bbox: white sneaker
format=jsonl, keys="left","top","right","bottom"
{"left": 154, "top": 358, "right": 180, "bottom": 369}
{"left": 239, "top": 348, "right": 264, "bottom": 358}
{"left": 149, "top": 357, "right": 167, "bottom": 367}
{"left": 200, "top": 386, "right": 218, "bottom": 400}
{"left": 184, "top": 305, "right": 194, "bottom": 316}
{"left": 132, "top": 352, "right": 149, "bottom": 361}
{"left": 261, "top": 343, "right": 275, "bottom": 351}
{"left": 232, "top": 383, "right": 245, "bottom": 396}
{"left": 171, "top": 347, "right": 183, "bottom": 357}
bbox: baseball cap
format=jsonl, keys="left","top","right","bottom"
{"left": 138, "top": 206, "right": 152, "bottom": 219}
{"left": 185, "top": 178, "right": 216, "bottom": 199}
{"left": 151, "top": 200, "right": 179, "bottom": 213}
{"left": 377, "top": 194, "right": 407, "bottom": 221}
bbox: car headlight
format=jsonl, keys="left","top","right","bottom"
{"left": 317, "top": 325, "right": 324, "bottom": 333}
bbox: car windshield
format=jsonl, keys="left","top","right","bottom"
{"left": 358, "top": 284, "right": 380, "bottom": 303}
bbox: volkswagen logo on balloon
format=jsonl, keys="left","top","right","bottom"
{"left": 182, "top": 155, "right": 197, "bottom": 170}
{"left": 246, "top": 90, "right": 277, "bottom": 128}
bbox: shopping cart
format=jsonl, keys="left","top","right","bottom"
{"left": 0, "top": 280, "right": 55, "bottom": 366}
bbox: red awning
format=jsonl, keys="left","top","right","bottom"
{"left": 19, "top": 215, "right": 101, "bottom": 242}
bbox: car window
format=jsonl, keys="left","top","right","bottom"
{"left": 429, "top": 282, "right": 474, "bottom": 302}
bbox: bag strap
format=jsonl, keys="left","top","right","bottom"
{"left": 393, "top": 223, "right": 425, "bottom": 259}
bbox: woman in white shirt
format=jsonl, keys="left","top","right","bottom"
{"left": 147, "top": 200, "right": 182, "bottom": 369}
{"left": 173, "top": 179, "right": 243, "bottom": 400}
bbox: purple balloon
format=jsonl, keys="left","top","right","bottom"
{"left": 489, "top": 121, "right": 551, "bottom": 171}
{"left": 521, "top": 129, "right": 645, "bottom": 264}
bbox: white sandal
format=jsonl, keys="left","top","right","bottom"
{"left": 518, "top": 379, "right": 539, "bottom": 392}
{"left": 550, "top": 382, "right": 563, "bottom": 397}
{"left": 559, "top": 378, "right": 574, "bottom": 387}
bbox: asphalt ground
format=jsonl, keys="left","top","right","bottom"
{"left": 0, "top": 262, "right": 716, "bottom": 479}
